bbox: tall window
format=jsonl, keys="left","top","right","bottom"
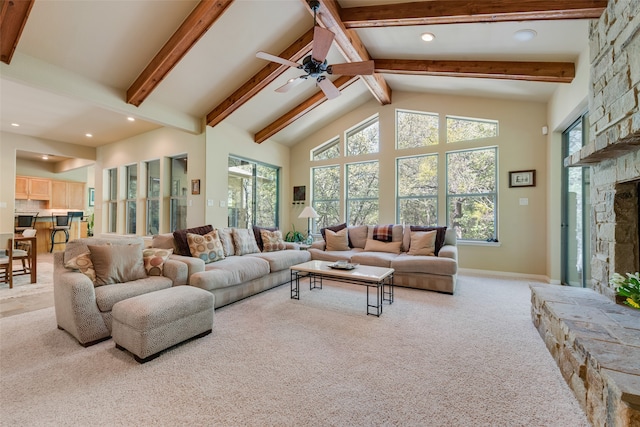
{"left": 125, "top": 164, "right": 137, "bottom": 234}
{"left": 396, "top": 110, "right": 438, "bottom": 149}
{"left": 346, "top": 161, "right": 379, "bottom": 225}
{"left": 346, "top": 116, "right": 379, "bottom": 156}
{"left": 170, "top": 155, "right": 187, "bottom": 232}
{"left": 312, "top": 137, "right": 340, "bottom": 161}
{"left": 107, "top": 168, "right": 117, "bottom": 233}
{"left": 447, "top": 116, "right": 498, "bottom": 143}
{"left": 446, "top": 147, "right": 497, "bottom": 240}
{"left": 146, "top": 160, "right": 160, "bottom": 235}
{"left": 227, "top": 156, "right": 279, "bottom": 228}
{"left": 397, "top": 154, "right": 438, "bottom": 225}
{"left": 312, "top": 165, "right": 340, "bottom": 231}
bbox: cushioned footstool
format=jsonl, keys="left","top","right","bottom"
{"left": 112, "top": 286, "right": 214, "bottom": 363}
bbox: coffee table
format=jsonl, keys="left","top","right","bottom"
{"left": 290, "top": 260, "right": 394, "bottom": 316}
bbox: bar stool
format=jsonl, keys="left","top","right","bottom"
{"left": 50, "top": 213, "right": 72, "bottom": 252}
{"left": 15, "top": 213, "right": 38, "bottom": 234}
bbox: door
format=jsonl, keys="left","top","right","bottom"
{"left": 561, "top": 114, "right": 591, "bottom": 287}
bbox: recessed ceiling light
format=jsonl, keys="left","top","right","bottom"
{"left": 421, "top": 32, "right": 435, "bottom": 42}
{"left": 127, "top": 116, "right": 135, "bottom": 122}
{"left": 11, "top": 123, "right": 20, "bottom": 127}
{"left": 42, "top": 155, "right": 48, "bottom": 160}
{"left": 513, "top": 29, "right": 537, "bottom": 42}
{"left": 85, "top": 133, "right": 93, "bottom": 138}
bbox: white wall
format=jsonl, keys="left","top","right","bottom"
{"left": 290, "top": 91, "right": 549, "bottom": 276}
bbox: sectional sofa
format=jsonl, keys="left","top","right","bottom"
{"left": 307, "top": 224, "right": 458, "bottom": 294}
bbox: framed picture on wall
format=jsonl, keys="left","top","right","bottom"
{"left": 88, "top": 188, "right": 95, "bottom": 206}
{"left": 509, "top": 170, "right": 536, "bottom": 188}
{"left": 191, "top": 179, "right": 200, "bottom": 195}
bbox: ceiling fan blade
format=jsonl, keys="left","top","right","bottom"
{"left": 311, "top": 26, "right": 334, "bottom": 63}
{"left": 256, "top": 51, "right": 300, "bottom": 69}
{"left": 317, "top": 77, "right": 341, "bottom": 100}
{"left": 275, "top": 76, "right": 307, "bottom": 93}
{"left": 329, "top": 60, "right": 374, "bottom": 76}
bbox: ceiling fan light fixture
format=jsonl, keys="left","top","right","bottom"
{"left": 421, "top": 32, "right": 435, "bottom": 42}
{"left": 513, "top": 29, "right": 537, "bottom": 42}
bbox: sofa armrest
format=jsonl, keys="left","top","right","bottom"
{"left": 310, "top": 240, "right": 326, "bottom": 250}
{"left": 163, "top": 259, "right": 189, "bottom": 286}
{"left": 284, "top": 242, "right": 300, "bottom": 250}
{"left": 438, "top": 244, "right": 458, "bottom": 261}
{"left": 169, "top": 254, "right": 205, "bottom": 280}
{"left": 53, "top": 252, "right": 110, "bottom": 345}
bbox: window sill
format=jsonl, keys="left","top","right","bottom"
{"left": 458, "top": 240, "right": 501, "bottom": 247}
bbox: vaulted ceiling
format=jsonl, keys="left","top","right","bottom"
{"left": 0, "top": 0, "right": 605, "bottom": 154}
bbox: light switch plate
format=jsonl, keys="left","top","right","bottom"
{"left": 219, "top": 200, "right": 226, "bottom": 208}
{"left": 519, "top": 198, "right": 529, "bottom": 206}
{"left": 207, "top": 199, "right": 214, "bottom": 207}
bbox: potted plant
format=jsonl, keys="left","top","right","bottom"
{"left": 610, "top": 272, "right": 640, "bottom": 310}
{"left": 284, "top": 224, "right": 304, "bottom": 243}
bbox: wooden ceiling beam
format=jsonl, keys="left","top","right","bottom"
{"left": 374, "top": 59, "right": 576, "bottom": 83}
{"left": 127, "top": 0, "right": 234, "bottom": 107}
{"left": 302, "top": 0, "right": 391, "bottom": 105}
{"left": 341, "top": 0, "right": 608, "bottom": 28}
{"left": 0, "top": 0, "right": 35, "bottom": 64}
{"left": 206, "top": 28, "right": 314, "bottom": 128}
{"left": 254, "top": 75, "right": 358, "bottom": 144}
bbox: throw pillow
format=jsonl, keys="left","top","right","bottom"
{"left": 253, "top": 225, "right": 278, "bottom": 252}
{"left": 407, "top": 231, "right": 437, "bottom": 256}
{"left": 216, "top": 227, "right": 235, "bottom": 257}
{"left": 325, "top": 228, "right": 350, "bottom": 251}
{"left": 232, "top": 228, "right": 260, "bottom": 256}
{"left": 261, "top": 229, "right": 287, "bottom": 252}
{"left": 320, "top": 223, "right": 347, "bottom": 242}
{"left": 88, "top": 244, "right": 147, "bottom": 286}
{"left": 64, "top": 252, "right": 96, "bottom": 283}
{"left": 187, "top": 231, "right": 225, "bottom": 264}
{"left": 410, "top": 226, "right": 448, "bottom": 255}
{"left": 142, "top": 248, "right": 174, "bottom": 276}
{"left": 347, "top": 225, "right": 368, "bottom": 249}
{"left": 172, "top": 225, "right": 214, "bottom": 256}
{"left": 363, "top": 238, "right": 402, "bottom": 254}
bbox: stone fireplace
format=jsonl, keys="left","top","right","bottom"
{"left": 567, "top": 0, "right": 640, "bottom": 296}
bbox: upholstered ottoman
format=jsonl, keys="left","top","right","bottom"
{"left": 112, "top": 286, "right": 214, "bottom": 363}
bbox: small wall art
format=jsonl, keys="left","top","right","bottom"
{"left": 191, "top": 179, "right": 200, "bottom": 195}
{"left": 509, "top": 170, "right": 536, "bottom": 188}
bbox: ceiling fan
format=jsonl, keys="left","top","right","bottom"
{"left": 256, "top": 0, "right": 374, "bottom": 100}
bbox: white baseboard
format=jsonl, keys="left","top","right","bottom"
{"left": 459, "top": 268, "right": 551, "bottom": 283}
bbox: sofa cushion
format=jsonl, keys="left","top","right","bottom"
{"left": 326, "top": 228, "right": 350, "bottom": 251}
{"left": 142, "top": 248, "right": 173, "bottom": 276}
{"left": 260, "top": 229, "right": 287, "bottom": 252}
{"left": 88, "top": 243, "right": 147, "bottom": 286}
{"left": 347, "top": 225, "right": 368, "bottom": 249}
{"left": 195, "top": 256, "right": 270, "bottom": 290}
{"left": 320, "top": 223, "right": 347, "bottom": 241}
{"left": 407, "top": 231, "right": 437, "bottom": 256}
{"left": 216, "top": 227, "right": 235, "bottom": 257}
{"left": 232, "top": 228, "right": 260, "bottom": 255}
{"left": 307, "top": 248, "right": 362, "bottom": 262}
{"left": 64, "top": 252, "right": 96, "bottom": 282}
{"left": 248, "top": 249, "right": 311, "bottom": 272}
{"left": 253, "top": 226, "right": 278, "bottom": 251}
{"left": 187, "top": 231, "right": 225, "bottom": 263}
{"left": 350, "top": 251, "right": 399, "bottom": 268}
{"left": 409, "top": 226, "right": 447, "bottom": 255}
{"left": 391, "top": 254, "right": 458, "bottom": 275}
{"left": 94, "top": 276, "right": 172, "bottom": 312}
{"left": 173, "top": 225, "right": 213, "bottom": 256}
{"left": 363, "top": 238, "right": 402, "bottom": 254}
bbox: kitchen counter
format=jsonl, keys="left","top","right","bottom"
{"left": 15, "top": 211, "right": 84, "bottom": 254}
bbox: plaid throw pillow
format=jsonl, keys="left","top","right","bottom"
{"left": 373, "top": 224, "right": 393, "bottom": 242}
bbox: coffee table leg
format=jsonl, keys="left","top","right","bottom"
{"left": 383, "top": 274, "right": 394, "bottom": 304}
{"left": 366, "top": 284, "right": 383, "bottom": 317}
{"left": 290, "top": 270, "right": 300, "bottom": 300}
{"left": 309, "top": 273, "right": 322, "bottom": 290}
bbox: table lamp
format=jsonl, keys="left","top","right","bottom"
{"left": 298, "top": 206, "right": 319, "bottom": 244}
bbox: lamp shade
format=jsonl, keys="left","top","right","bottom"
{"left": 298, "top": 206, "right": 319, "bottom": 219}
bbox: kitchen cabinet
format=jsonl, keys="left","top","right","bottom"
{"left": 51, "top": 181, "right": 85, "bottom": 210}
{"left": 15, "top": 176, "right": 51, "bottom": 200}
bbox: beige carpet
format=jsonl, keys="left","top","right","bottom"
{"left": 0, "top": 274, "right": 589, "bottom": 426}
{"left": 0, "top": 254, "right": 54, "bottom": 300}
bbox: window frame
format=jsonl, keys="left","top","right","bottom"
{"left": 396, "top": 109, "right": 439, "bottom": 150}
{"left": 125, "top": 163, "right": 137, "bottom": 235}
{"left": 346, "top": 160, "right": 380, "bottom": 226}
{"left": 107, "top": 168, "right": 117, "bottom": 233}
{"left": 312, "top": 136, "right": 340, "bottom": 161}
{"left": 345, "top": 115, "right": 379, "bottom": 157}
{"left": 396, "top": 153, "right": 439, "bottom": 226}
{"left": 169, "top": 154, "right": 188, "bottom": 232}
{"left": 311, "top": 164, "right": 341, "bottom": 232}
{"left": 145, "top": 159, "right": 160, "bottom": 236}
{"left": 446, "top": 115, "right": 499, "bottom": 144}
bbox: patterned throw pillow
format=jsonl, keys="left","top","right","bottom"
{"left": 260, "top": 229, "right": 286, "bottom": 252}
{"left": 142, "top": 248, "right": 173, "bottom": 276}
{"left": 407, "top": 231, "right": 437, "bottom": 256}
{"left": 231, "top": 228, "right": 260, "bottom": 256}
{"left": 64, "top": 252, "right": 96, "bottom": 283}
{"left": 187, "top": 231, "right": 225, "bottom": 264}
